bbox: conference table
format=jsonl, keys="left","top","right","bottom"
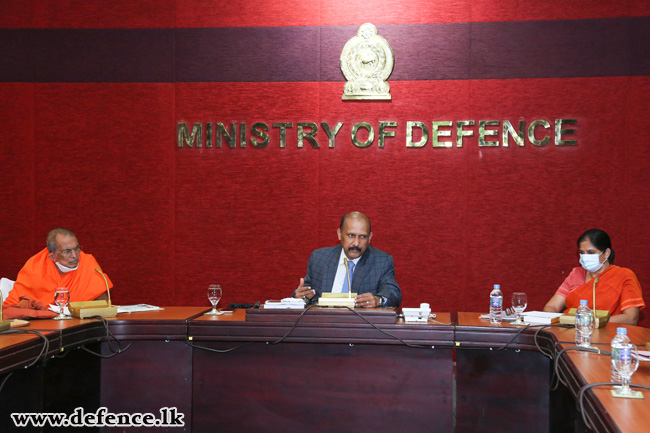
{"left": 0, "top": 306, "right": 648, "bottom": 432}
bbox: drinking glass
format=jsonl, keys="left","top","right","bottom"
{"left": 205, "top": 284, "right": 222, "bottom": 316}
{"left": 511, "top": 292, "right": 528, "bottom": 325}
{"left": 612, "top": 344, "right": 641, "bottom": 397}
{"left": 53, "top": 287, "right": 72, "bottom": 320}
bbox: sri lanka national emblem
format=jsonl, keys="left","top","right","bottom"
{"left": 340, "top": 23, "right": 395, "bottom": 101}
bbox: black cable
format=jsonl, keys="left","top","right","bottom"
{"left": 80, "top": 343, "right": 133, "bottom": 358}
{"left": 266, "top": 304, "right": 318, "bottom": 345}
{"left": 578, "top": 382, "right": 650, "bottom": 430}
{"left": 185, "top": 305, "right": 320, "bottom": 353}
{"left": 551, "top": 345, "right": 611, "bottom": 391}
{"left": 78, "top": 316, "right": 133, "bottom": 358}
{"left": 0, "top": 371, "right": 14, "bottom": 396}
{"left": 1, "top": 329, "right": 50, "bottom": 368}
{"left": 533, "top": 325, "right": 560, "bottom": 359}
{"left": 184, "top": 340, "right": 257, "bottom": 353}
{"left": 333, "top": 306, "right": 441, "bottom": 349}
{"left": 187, "top": 305, "right": 453, "bottom": 353}
{"left": 454, "top": 323, "right": 563, "bottom": 353}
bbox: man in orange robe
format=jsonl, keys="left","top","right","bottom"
{"left": 6, "top": 228, "right": 112, "bottom": 306}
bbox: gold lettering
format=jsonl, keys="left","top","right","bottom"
{"left": 432, "top": 121, "right": 452, "bottom": 148}
{"left": 502, "top": 120, "right": 525, "bottom": 147}
{"left": 177, "top": 122, "right": 202, "bottom": 148}
{"left": 528, "top": 120, "right": 551, "bottom": 146}
{"left": 205, "top": 123, "right": 212, "bottom": 148}
{"left": 298, "top": 122, "right": 319, "bottom": 148}
{"left": 406, "top": 121, "right": 428, "bottom": 147}
{"left": 272, "top": 123, "right": 293, "bottom": 149}
{"left": 456, "top": 121, "right": 474, "bottom": 147}
{"left": 378, "top": 121, "right": 397, "bottom": 148}
{"left": 216, "top": 123, "right": 236, "bottom": 148}
{"left": 239, "top": 122, "right": 246, "bottom": 148}
{"left": 250, "top": 123, "right": 269, "bottom": 148}
{"left": 351, "top": 122, "right": 374, "bottom": 148}
{"left": 321, "top": 122, "right": 343, "bottom": 148}
{"left": 555, "top": 119, "right": 577, "bottom": 146}
{"left": 479, "top": 120, "right": 499, "bottom": 147}
{"left": 177, "top": 118, "right": 578, "bottom": 150}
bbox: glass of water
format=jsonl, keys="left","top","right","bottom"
{"left": 205, "top": 284, "right": 222, "bottom": 315}
{"left": 612, "top": 343, "right": 640, "bottom": 397}
{"left": 53, "top": 287, "right": 72, "bottom": 320}
{"left": 511, "top": 292, "right": 528, "bottom": 324}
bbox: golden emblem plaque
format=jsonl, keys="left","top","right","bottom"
{"left": 340, "top": 23, "right": 394, "bottom": 101}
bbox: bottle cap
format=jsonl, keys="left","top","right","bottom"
{"left": 494, "top": 284, "right": 500, "bottom": 289}
{"left": 580, "top": 299, "right": 588, "bottom": 305}
{"left": 617, "top": 327, "right": 627, "bottom": 334}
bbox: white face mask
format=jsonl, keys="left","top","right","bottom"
{"left": 579, "top": 251, "right": 607, "bottom": 273}
{"left": 55, "top": 261, "right": 79, "bottom": 273}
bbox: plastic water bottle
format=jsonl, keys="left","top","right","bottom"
{"left": 611, "top": 327, "right": 630, "bottom": 383}
{"left": 489, "top": 284, "right": 503, "bottom": 324}
{"left": 575, "top": 300, "right": 594, "bottom": 347}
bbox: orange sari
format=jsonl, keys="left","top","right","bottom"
{"left": 564, "top": 265, "right": 645, "bottom": 315}
{"left": 6, "top": 248, "right": 112, "bottom": 306}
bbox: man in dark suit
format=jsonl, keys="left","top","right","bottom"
{"left": 294, "top": 211, "right": 401, "bottom": 307}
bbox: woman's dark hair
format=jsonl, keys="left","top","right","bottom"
{"left": 577, "top": 229, "right": 615, "bottom": 264}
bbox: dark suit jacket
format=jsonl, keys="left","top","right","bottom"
{"left": 301, "top": 245, "right": 401, "bottom": 307}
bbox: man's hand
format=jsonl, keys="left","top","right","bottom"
{"left": 354, "top": 293, "right": 380, "bottom": 308}
{"left": 294, "top": 278, "right": 315, "bottom": 301}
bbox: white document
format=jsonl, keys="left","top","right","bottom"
{"left": 521, "top": 311, "right": 563, "bottom": 323}
{"left": 116, "top": 304, "right": 164, "bottom": 314}
{"left": 264, "top": 298, "right": 305, "bottom": 309}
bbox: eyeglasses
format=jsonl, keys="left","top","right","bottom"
{"left": 58, "top": 245, "right": 82, "bottom": 257}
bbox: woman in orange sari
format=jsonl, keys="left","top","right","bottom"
{"left": 543, "top": 229, "right": 644, "bottom": 325}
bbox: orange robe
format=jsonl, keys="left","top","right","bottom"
{"left": 6, "top": 248, "right": 112, "bottom": 306}
{"left": 562, "top": 265, "right": 645, "bottom": 316}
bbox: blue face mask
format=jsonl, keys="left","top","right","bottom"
{"left": 579, "top": 251, "right": 606, "bottom": 273}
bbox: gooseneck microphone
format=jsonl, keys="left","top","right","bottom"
{"left": 95, "top": 267, "right": 113, "bottom": 307}
{"left": 592, "top": 277, "right": 599, "bottom": 316}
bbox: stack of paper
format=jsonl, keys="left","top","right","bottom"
{"left": 116, "top": 304, "right": 163, "bottom": 313}
{"left": 264, "top": 298, "right": 305, "bottom": 309}
{"left": 521, "top": 311, "right": 563, "bottom": 324}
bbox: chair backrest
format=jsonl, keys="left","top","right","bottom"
{"left": 0, "top": 278, "right": 15, "bottom": 304}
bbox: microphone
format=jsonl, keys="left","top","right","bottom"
{"left": 343, "top": 257, "right": 352, "bottom": 299}
{"left": 68, "top": 268, "right": 117, "bottom": 319}
{"left": 592, "top": 277, "right": 599, "bottom": 315}
{"left": 591, "top": 276, "right": 609, "bottom": 327}
{"left": 95, "top": 267, "right": 113, "bottom": 307}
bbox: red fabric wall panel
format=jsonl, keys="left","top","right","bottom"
{"left": 3, "top": 1, "right": 648, "bottom": 28}
{"left": 0, "top": 83, "right": 36, "bottom": 277}
{"left": 31, "top": 84, "right": 177, "bottom": 304}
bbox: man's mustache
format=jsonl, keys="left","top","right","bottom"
{"left": 347, "top": 246, "right": 361, "bottom": 252}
